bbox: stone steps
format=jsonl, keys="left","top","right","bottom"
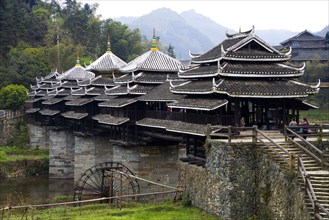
{"left": 258, "top": 135, "right": 329, "bottom": 219}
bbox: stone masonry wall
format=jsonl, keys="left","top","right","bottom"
{"left": 74, "top": 135, "right": 113, "bottom": 181}
{"left": 178, "top": 142, "right": 310, "bottom": 220}
{"left": 104, "top": 144, "right": 183, "bottom": 193}
{"left": 49, "top": 129, "right": 75, "bottom": 179}
{"left": 28, "top": 124, "right": 49, "bottom": 149}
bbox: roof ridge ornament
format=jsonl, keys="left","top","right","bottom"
{"left": 284, "top": 47, "right": 292, "bottom": 57}
{"left": 76, "top": 51, "right": 81, "bottom": 67}
{"left": 151, "top": 28, "right": 158, "bottom": 51}
{"left": 212, "top": 78, "right": 223, "bottom": 89}
{"left": 189, "top": 51, "right": 201, "bottom": 58}
{"left": 226, "top": 25, "right": 255, "bottom": 38}
{"left": 221, "top": 44, "right": 227, "bottom": 56}
{"left": 311, "top": 79, "right": 321, "bottom": 89}
{"left": 169, "top": 80, "right": 190, "bottom": 88}
{"left": 106, "top": 32, "right": 112, "bottom": 53}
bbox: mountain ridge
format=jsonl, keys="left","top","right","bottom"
{"left": 115, "top": 8, "right": 328, "bottom": 59}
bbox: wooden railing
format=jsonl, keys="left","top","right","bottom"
{"left": 284, "top": 125, "right": 329, "bottom": 169}
{"left": 284, "top": 124, "right": 329, "bottom": 142}
{"left": 297, "top": 157, "right": 329, "bottom": 219}
{"left": 255, "top": 128, "right": 296, "bottom": 171}
{"left": 0, "top": 109, "right": 25, "bottom": 120}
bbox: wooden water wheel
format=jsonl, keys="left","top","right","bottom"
{"left": 73, "top": 161, "right": 140, "bottom": 203}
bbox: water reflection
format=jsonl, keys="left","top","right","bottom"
{"left": 0, "top": 176, "right": 74, "bottom": 206}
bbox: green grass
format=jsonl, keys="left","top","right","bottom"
{"left": 299, "top": 109, "right": 329, "bottom": 124}
{"left": 3, "top": 201, "right": 218, "bottom": 220}
{"left": 0, "top": 146, "right": 49, "bottom": 177}
{"left": 0, "top": 146, "right": 48, "bottom": 162}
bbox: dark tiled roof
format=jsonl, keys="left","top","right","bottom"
{"left": 136, "top": 118, "right": 217, "bottom": 136}
{"left": 121, "top": 50, "right": 184, "bottom": 72}
{"left": 129, "top": 84, "right": 154, "bottom": 95}
{"left": 136, "top": 118, "right": 173, "bottom": 129}
{"left": 61, "top": 80, "right": 79, "bottom": 88}
{"left": 179, "top": 64, "right": 219, "bottom": 78}
{"left": 138, "top": 82, "right": 184, "bottom": 102}
{"left": 36, "top": 71, "right": 60, "bottom": 83}
{"left": 168, "top": 98, "right": 228, "bottom": 111}
{"left": 57, "top": 66, "right": 95, "bottom": 80}
{"left": 192, "top": 36, "right": 248, "bottom": 62}
{"left": 61, "top": 111, "right": 88, "bottom": 120}
{"left": 42, "top": 98, "right": 63, "bottom": 105}
{"left": 281, "top": 30, "right": 324, "bottom": 45}
{"left": 105, "top": 85, "right": 128, "bottom": 95}
{"left": 291, "top": 49, "right": 329, "bottom": 61}
{"left": 25, "top": 98, "right": 42, "bottom": 103}
{"left": 114, "top": 74, "right": 133, "bottom": 84}
{"left": 86, "top": 87, "right": 104, "bottom": 96}
{"left": 92, "top": 114, "right": 129, "bottom": 125}
{"left": 98, "top": 97, "right": 137, "bottom": 108}
{"left": 63, "top": 95, "right": 81, "bottom": 101}
{"left": 170, "top": 80, "right": 214, "bottom": 94}
{"left": 220, "top": 62, "right": 303, "bottom": 77}
{"left": 39, "top": 82, "right": 61, "bottom": 90}
{"left": 86, "top": 52, "right": 127, "bottom": 72}
{"left": 35, "top": 90, "right": 47, "bottom": 97}
{"left": 65, "top": 98, "right": 94, "bottom": 106}
{"left": 171, "top": 78, "right": 318, "bottom": 98}
{"left": 93, "top": 94, "right": 117, "bottom": 101}
{"left": 39, "top": 109, "right": 60, "bottom": 116}
{"left": 216, "top": 79, "right": 318, "bottom": 97}
{"left": 134, "top": 72, "right": 169, "bottom": 84}
{"left": 91, "top": 77, "right": 115, "bottom": 86}
{"left": 25, "top": 108, "right": 40, "bottom": 113}
{"left": 192, "top": 30, "right": 286, "bottom": 63}
{"left": 224, "top": 49, "right": 289, "bottom": 60}
{"left": 57, "top": 89, "right": 71, "bottom": 96}
{"left": 77, "top": 78, "right": 91, "bottom": 86}
{"left": 71, "top": 87, "right": 86, "bottom": 96}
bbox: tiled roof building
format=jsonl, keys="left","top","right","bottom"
{"left": 25, "top": 26, "right": 320, "bottom": 166}
{"left": 281, "top": 30, "right": 329, "bottom": 62}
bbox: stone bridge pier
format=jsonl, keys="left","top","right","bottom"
{"left": 28, "top": 124, "right": 185, "bottom": 191}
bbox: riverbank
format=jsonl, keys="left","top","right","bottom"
{"left": 0, "top": 146, "right": 48, "bottom": 178}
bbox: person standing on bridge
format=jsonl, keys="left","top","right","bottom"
{"left": 301, "top": 117, "right": 309, "bottom": 140}
{"left": 289, "top": 118, "right": 298, "bottom": 140}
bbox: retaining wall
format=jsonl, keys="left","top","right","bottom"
{"left": 178, "top": 142, "right": 309, "bottom": 219}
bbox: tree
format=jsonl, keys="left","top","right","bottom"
{"left": 0, "top": 84, "right": 28, "bottom": 110}
{"left": 166, "top": 44, "right": 176, "bottom": 58}
{"left": 6, "top": 45, "right": 51, "bottom": 87}
{"left": 100, "top": 19, "right": 146, "bottom": 62}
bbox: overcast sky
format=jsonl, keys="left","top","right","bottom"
{"left": 74, "top": 0, "right": 329, "bottom": 33}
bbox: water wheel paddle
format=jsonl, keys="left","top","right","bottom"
{"left": 73, "top": 161, "right": 140, "bottom": 203}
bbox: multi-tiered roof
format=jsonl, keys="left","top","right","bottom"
{"left": 172, "top": 26, "right": 318, "bottom": 99}
{"left": 26, "top": 26, "right": 320, "bottom": 140}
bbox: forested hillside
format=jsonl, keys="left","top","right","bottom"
{"left": 0, "top": 0, "right": 148, "bottom": 88}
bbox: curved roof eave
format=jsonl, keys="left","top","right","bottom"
{"left": 218, "top": 72, "right": 304, "bottom": 78}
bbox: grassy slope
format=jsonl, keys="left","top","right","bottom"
{"left": 0, "top": 146, "right": 49, "bottom": 177}
{"left": 4, "top": 202, "right": 217, "bottom": 220}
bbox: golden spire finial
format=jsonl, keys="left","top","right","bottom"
{"left": 151, "top": 28, "right": 158, "bottom": 51}
{"left": 76, "top": 51, "right": 81, "bottom": 66}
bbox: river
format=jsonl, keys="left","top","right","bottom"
{"left": 0, "top": 176, "right": 74, "bottom": 206}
